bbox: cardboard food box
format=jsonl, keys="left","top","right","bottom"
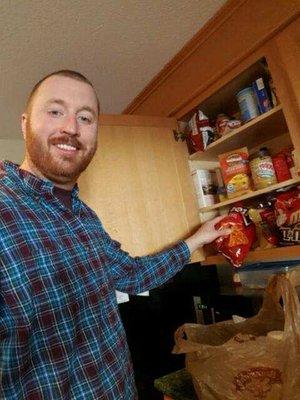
{"left": 219, "top": 147, "right": 252, "bottom": 199}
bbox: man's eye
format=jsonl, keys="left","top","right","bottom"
{"left": 78, "top": 115, "right": 92, "bottom": 123}
{"left": 48, "top": 110, "right": 62, "bottom": 117}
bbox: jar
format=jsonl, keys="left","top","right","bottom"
{"left": 250, "top": 147, "right": 277, "bottom": 190}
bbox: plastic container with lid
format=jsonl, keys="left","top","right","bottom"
{"left": 239, "top": 260, "right": 300, "bottom": 289}
{"left": 250, "top": 147, "right": 277, "bottom": 190}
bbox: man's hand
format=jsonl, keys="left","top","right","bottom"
{"left": 185, "top": 216, "right": 231, "bottom": 254}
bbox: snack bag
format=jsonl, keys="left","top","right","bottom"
{"left": 219, "top": 147, "right": 252, "bottom": 199}
{"left": 188, "top": 113, "right": 204, "bottom": 152}
{"left": 216, "top": 113, "right": 241, "bottom": 136}
{"left": 188, "top": 111, "right": 215, "bottom": 152}
{"left": 196, "top": 111, "right": 215, "bottom": 149}
{"left": 275, "top": 187, "right": 300, "bottom": 245}
{"left": 260, "top": 207, "right": 279, "bottom": 246}
{"left": 275, "top": 188, "right": 300, "bottom": 226}
{"left": 249, "top": 202, "right": 279, "bottom": 249}
{"left": 214, "top": 207, "right": 257, "bottom": 267}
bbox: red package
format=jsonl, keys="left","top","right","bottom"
{"left": 280, "top": 147, "right": 294, "bottom": 170}
{"left": 272, "top": 153, "right": 291, "bottom": 182}
{"left": 214, "top": 208, "right": 257, "bottom": 268}
{"left": 188, "top": 111, "right": 214, "bottom": 152}
{"left": 259, "top": 208, "right": 279, "bottom": 246}
{"left": 275, "top": 188, "right": 300, "bottom": 226}
{"left": 275, "top": 187, "right": 300, "bottom": 245}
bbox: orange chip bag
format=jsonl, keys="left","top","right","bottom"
{"left": 228, "top": 227, "right": 249, "bottom": 247}
{"left": 214, "top": 208, "right": 257, "bottom": 268}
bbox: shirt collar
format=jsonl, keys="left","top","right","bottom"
{"left": 3, "top": 160, "right": 80, "bottom": 199}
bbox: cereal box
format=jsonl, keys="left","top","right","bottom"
{"left": 219, "top": 147, "right": 252, "bottom": 198}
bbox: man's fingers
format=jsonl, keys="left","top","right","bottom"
{"left": 218, "top": 228, "right": 232, "bottom": 236}
{"left": 211, "top": 215, "right": 226, "bottom": 225}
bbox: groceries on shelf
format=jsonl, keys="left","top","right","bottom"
{"left": 204, "top": 188, "right": 300, "bottom": 271}
{"left": 191, "top": 145, "right": 297, "bottom": 207}
{"left": 186, "top": 69, "right": 299, "bottom": 269}
{"left": 184, "top": 76, "right": 275, "bottom": 155}
{"left": 191, "top": 147, "right": 300, "bottom": 267}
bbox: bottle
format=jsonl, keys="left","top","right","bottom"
{"left": 250, "top": 147, "right": 277, "bottom": 190}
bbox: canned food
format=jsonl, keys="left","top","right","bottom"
{"left": 236, "top": 87, "right": 260, "bottom": 122}
{"left": 250, "top": 147, "right": 277, "bottom": 190}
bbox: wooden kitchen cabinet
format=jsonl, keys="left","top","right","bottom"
{"left": 265, "top": 17, "right": 300, "bottom": 155}
{"left": 78, "top": 114, "right": 204, "bottom": 263}
{"left": 187, "top": 49, "right": 300, "bottom": 264}
{"left": 79, "top": 14, "right": 300, "bottom": 266}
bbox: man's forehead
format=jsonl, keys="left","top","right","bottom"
{"left": 34, "top": 75, "right": 98, "bottom": 104}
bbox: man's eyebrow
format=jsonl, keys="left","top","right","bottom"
{"left": 78, "top": 106, "right": 97, "bottom": 118}
{"left": 45, "top": 99, "right": 97, "bottom": 118}
{"left": 45, "top": 98, "right": 66, "bottom": 107}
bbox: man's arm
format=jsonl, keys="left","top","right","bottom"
{"left": 101, "top": 216, "right": 230, "bottom": 295}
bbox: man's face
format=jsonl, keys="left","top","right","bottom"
{"left": 22, "top": 75, "right": 99, "bottom": 185}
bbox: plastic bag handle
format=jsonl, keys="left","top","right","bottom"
{"left": 173, "top": 324, "right": 204, "bottom": 354}
{"left": 277, "top": 274, "right": 300, "bottom": 399}
{"left": 279, "top": 275, "right": 300, "bottom": 337}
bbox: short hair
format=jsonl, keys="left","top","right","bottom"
{"left": 26, "top": 70, "right": 100, "bottom": 115}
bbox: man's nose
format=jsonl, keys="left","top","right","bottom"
{"left": 60, "top": 115, "right": 78, "bottom": 135}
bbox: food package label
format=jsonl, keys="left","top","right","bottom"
{"left": 219, "top": 147, "right": 251, "bottom": 199}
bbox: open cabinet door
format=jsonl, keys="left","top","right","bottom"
{"left": 78, "top": 114, "right": 204, "bottom": 262}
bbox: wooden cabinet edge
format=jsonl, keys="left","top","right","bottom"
{"left": 99, "top": 114, "right": 178, "bottom": 128}
{"left": 201, "top": 245, "right": 300, "bottom": 266}
{"left": 198, "top": 177, "right": 300, "bottom": 213}
{"left": 190, "top": 248, "right": 205, "bottom": 263}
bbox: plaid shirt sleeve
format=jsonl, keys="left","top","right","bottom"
{"left": 100, "top": 225, "right": 191, "bottom": 294}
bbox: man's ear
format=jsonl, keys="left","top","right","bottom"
{"left": 21, "top": 113, "right": 27, "bottom": 139}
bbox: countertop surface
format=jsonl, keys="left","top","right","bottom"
{"left": 154, "top": 369, "right": 196, "bottom": 400}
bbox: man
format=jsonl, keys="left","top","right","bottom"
{"left": 0, "top": 70, "right": 230, "bottom": 399}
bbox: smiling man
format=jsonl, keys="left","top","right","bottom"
{"left": 21, "top": 72, "right": 99, "bottom": 190}
{"left": 0, "top": 70, "right": 230, "bottom": 400}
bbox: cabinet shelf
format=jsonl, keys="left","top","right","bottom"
{"left": 199, "top": 176, "right": 300, "bottom": 212}
{"left": 189, "top": 106, "right": 287, "bottom": 162}
{"left": 202, "top": 245, "right": 300, "bottom": 266}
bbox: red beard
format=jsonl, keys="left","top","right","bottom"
{"left": 25, "top": 119, "right": 97, "bottom": 184}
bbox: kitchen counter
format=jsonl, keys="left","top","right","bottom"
{"left": 154, "top": 369, "right": 196, "bottom": 400}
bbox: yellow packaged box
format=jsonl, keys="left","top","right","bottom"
{"left": 219, "top": 147, "right": 252, "bottom": 199}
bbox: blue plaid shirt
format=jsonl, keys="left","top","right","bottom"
{"left": 0, "top": 161, "right": 190, "bottom": 400}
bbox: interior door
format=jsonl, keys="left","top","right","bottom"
{"left": 78, "top": 114, "right": 204, "bottom": 262}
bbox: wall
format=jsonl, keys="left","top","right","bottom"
{"left": 0, "top": 139, "right": 25, "bottom": 164}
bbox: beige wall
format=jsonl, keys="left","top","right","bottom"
{"left": 0, "top": 139, "right": 25, "bottom": 164}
